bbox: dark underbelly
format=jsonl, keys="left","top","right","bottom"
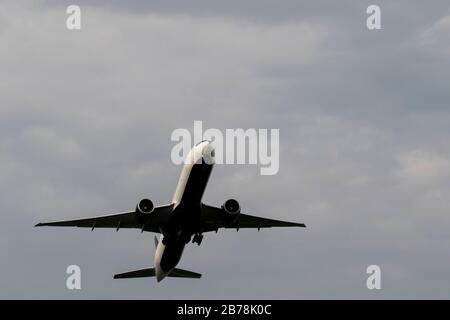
{"left": 179, "top": 161, "right": 213, "bottom": 209}
{"left": 160, "top": 240, "right": 186, "bottom": 272}
{"left": 168, "top": 161, "right": 213, "bottom": 234}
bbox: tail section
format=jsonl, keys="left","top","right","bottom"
{"left": 114, "top": 267, "right": 201, "bottom": 279}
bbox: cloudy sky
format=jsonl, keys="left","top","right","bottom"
{"left": 1, "top": 0, "right": 450, "bottom": 299}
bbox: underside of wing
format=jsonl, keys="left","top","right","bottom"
{"left": 36, "top": 212, "right": 137, "bottom": 229}
{"left": 201, "top": 204, "right": 306, "bottom": 232}
{"left": 226, "top": 213, "right": 306, "bottom": 229}
{"left": 35, "top": 204, "right": 173, "bottom": 233}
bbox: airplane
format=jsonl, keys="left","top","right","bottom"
{"left": 36, "top": 140, "right": 306, "bottom": 282}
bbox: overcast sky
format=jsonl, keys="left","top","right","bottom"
{"left": 1, "top": 0, "right": 450, "bottom": 299}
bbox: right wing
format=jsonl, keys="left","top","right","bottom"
{"left": 201, "top": 204, "right": 306, "bottom": 232}
{"left": 35, "top": 204, "right": 173, "bottom": 233}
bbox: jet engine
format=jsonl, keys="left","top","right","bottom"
{"left": 222, "top": 199, "right": 240, "bottom": 216}
{"left": 136, "top": 198, "right": 154, "bottom": 215}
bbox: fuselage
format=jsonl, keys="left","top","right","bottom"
{"left": 155, "top": 141, "right": 214, "bottom": 281}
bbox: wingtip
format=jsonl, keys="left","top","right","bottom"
{"left": 35, "top": 223, "right": 43, "bottom": 227}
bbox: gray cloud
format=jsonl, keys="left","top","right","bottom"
{"left": 1, "top": 1, "right": 450, "bottom": 298}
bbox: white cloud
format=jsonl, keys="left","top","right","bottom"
{"left": 395, "top": 149, "right": 450, "bottom": 184}
{"left": 420, "top": 15, "right": 450, "bottom": 53}
{"left": 19, "top": 126, "right": 84, "bottom": 161}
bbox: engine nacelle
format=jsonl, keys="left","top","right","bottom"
{"left": 222, "top": 199, "right": 240, "bottom": 216}
{"left": 136, "top": 198, "right": 154, "bottom": 215}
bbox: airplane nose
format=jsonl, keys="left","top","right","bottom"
{"left": 202, "top": 143, "right": 215, "bottom": 165}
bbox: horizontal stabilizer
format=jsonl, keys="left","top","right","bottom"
{"left": 169, "top": 268, "right": 202, "bottom": 279}
{"left": 114, "top": 268, "right": 155, "bottom": 279}
{"left": 113, "top": 267, "right": 201, "bottom": 279}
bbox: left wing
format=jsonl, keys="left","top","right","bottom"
{"left": 35, "top": 204, "right": 173, "bottom": 233}
{"left": 201, "top": 204, "right": 306, "bottom": 232}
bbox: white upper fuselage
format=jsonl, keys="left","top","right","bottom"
{"left": 155, "top": 141, "right": 214, "bottom": 281}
